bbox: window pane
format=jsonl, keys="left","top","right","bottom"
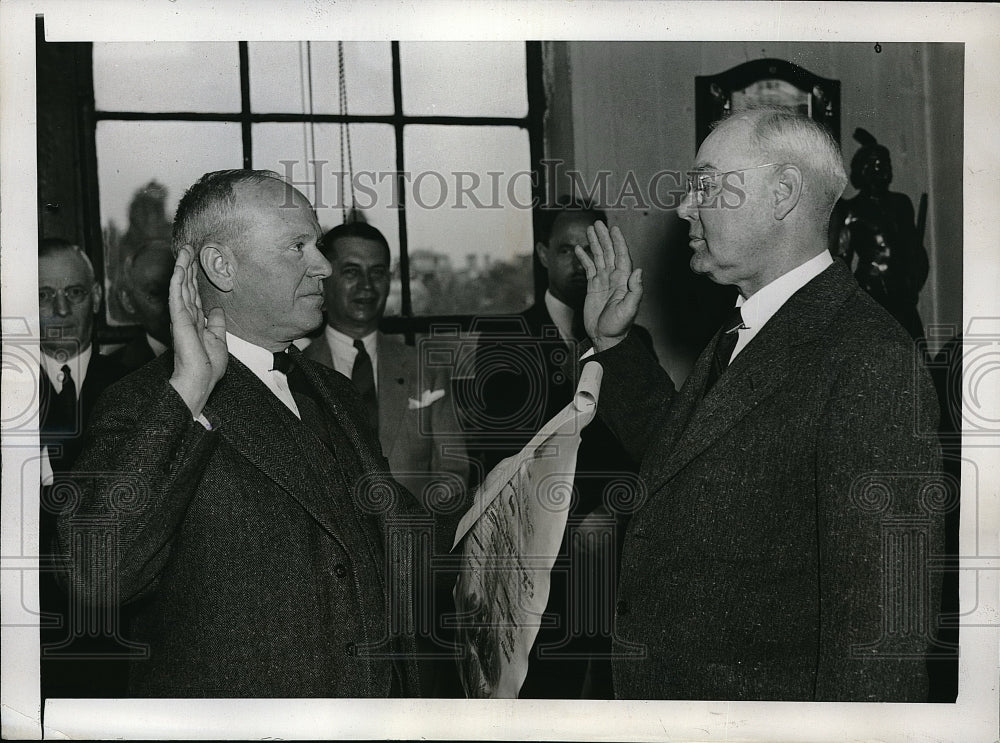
{"left": 253, "top": 122, "right": 404, "bottom": 313}
{"left": 400, "top": 42, "right": 528, "bottom": 118}
{"left": 93, "top": 42, "right": 241, "bottom": 112}
{"left": 97, "top": 121, "right": 242, "bottom": 326}
{"left": 248, "top": 42, "right": 394, "bottom": 115}
{"left": 404, "top": 125, "right": 534, "bottom": 315}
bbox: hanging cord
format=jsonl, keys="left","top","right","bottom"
{"left": 304, "top": 42, "right": 317, "bottom": 204}
{"left": 337, "top": 41, "right": 356, "bottom": 222}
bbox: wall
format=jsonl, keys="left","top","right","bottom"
{"left": 547, "top": 42, "right": 964, "bottom": 379}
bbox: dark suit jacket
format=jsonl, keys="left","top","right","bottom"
{"left": 106, "top": 334, "right": 159, "bottom": 374}
{"left": 465, "top": 303, "right": 655, "bottom": 698}
{"left": 469, "top": 302, "right": 653, "bottom": 511}
{"left": 39, "top": 350, "right": 127, "bottom": 473}
{"left": 57, "top": 350, "right": 421, "bottom": 697}
{"left": 594, "top": 259, "right": 944, "bottom": 701}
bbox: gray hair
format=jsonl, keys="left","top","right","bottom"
{"left": 722, "top": 105, "right": 848, "bottom": 215}
{"left": 171, "top": 169, "right": 287, "bottom": 255}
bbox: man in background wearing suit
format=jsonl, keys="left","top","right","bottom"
{"left": 58, "top": 170, "right": 420, "bottom": 697}
{"left": 466, "top": 198, "right": 655, "bottom": 699}
{"left": 577, "top": 106, "right": 945, "bottom": 701}
{"left": 109, "top": 238, "right": 173, "bottom": 372}
{"left": 38, "top": 237, "right": 128, "bottom": 698}
{"left": 305, "top": 220, "right": 469, "bottom": 696}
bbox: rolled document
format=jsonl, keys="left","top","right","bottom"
{"left": 452, "top": 361, "right": 603, "bottom": 698}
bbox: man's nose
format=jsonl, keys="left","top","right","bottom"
{"left": 677, "top": 189, "right": 699, "bottom": 222}
{"left": 310, "top": 248, "right": 332, "bottom": 279}
{"left": 52, "top": 291, "right": 72, "bottom": 316}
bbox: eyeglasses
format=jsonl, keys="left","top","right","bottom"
{"left": 39, "top": 285, "right": 91, "bottom": 307}
{"left": 685, "top": 162, "right": 780, "bottom": 201}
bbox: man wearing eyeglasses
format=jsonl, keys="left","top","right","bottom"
{"left": 575, "top": 107, "right": 945, "bottom": 702}
{"left": 38, "top": 238, "right": 126, "bottom": 480}
{"left": 37, "top": 237, "right": 129, "bottom": 698}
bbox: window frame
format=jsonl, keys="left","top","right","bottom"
{"left": 80, "top": 40, "right": 548, "bottom": 344}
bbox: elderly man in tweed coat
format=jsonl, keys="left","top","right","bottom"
{"left": 57, "top": 170, "right": 420, "bottom": 697}
{"left": 575, "top": 107, "right": 945, "bottom": 701}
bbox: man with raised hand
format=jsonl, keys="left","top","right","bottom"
{"left": 576, "top": 107, "right": 945, "bottom": 702}
{"left": 58, "top": 170, "right": 420, "bottom": 697}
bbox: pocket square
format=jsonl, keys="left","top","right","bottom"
{"left": 408, "top": 389, "right": 446, "bottom": 409}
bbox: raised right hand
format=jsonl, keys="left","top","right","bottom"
{"left": 574, "top": 221, "right": 643, "bottom": 353}
{"left": 168, "top": 245, "right": 227, "bottom": 418}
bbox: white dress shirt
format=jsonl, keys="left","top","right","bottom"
{"left": 41, "top": 345, "right": 92, "bottom": 394}
{"left": 226, "top": 332, "right": 301, "bottom": 418}
{"left": 544, "top": 290, "right": 577, "bottom": 346}
{"left": 324, "top": 326, "right": 379, "bottom": 393}
{"left": 146, "top": 333, "right": 168, "bottom": 358}
{"left": 731, "top": 251, "right": 834, "bottom": 361}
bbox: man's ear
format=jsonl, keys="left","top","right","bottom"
{"left": 91, "top": 282, "right": 103, "bottom": 315}
{"left": 118, "top": 284, "right": 134, "bottom": 315}
{"left": 199, "top": 243, "right": 235, "bottom": 292}
{"left": 535, "top": 241, "right": 550, "bottom": 270}
{"left": 773, "top": 164, "right": 802, "bottom": 220}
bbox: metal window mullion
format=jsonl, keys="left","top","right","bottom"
{"left": 239, "top": 41, "right": 253, "bottom": 169}
{"left": 390, "top": 41, "right": 413, "bottom": 342}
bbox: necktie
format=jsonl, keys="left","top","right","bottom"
{"left": 705, "top": 306, "right": 745, "bottom": 393}
{"left": 272, "top": 349, "right": 333, "bottom": 450}
{"left": 56, "top": 364, "right": 77, "bottom": 414}
{"left": 351, "top": 339, "right": 379, "bottom": 434}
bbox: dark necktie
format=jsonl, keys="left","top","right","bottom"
{"left": 272, "top": 349, "right": 333, "bottom": 450}
{"left": 705, "top": 306, "right": 745, "bottom": 393}
{"left": 351, "top": 339, "right": 378, "bottom": 434}
{"left": 56, "top": 364, "right": 76, "bottom": 415}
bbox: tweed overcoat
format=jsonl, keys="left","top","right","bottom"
{"left": 56, "top": 350, "right": 421, "bottom": 697}
{"left": 594, "top": 259, "right": 945, "bottom": 701}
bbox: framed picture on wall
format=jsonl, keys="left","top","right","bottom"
{"left": 695, "top": 57, "right": 840, "bottom": 148}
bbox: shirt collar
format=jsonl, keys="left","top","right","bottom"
{"left": 226, "top": 332, "right": 280, "bottom": 376}
{"left": 737, "top": 251, "right": 833, "bottom": 330}
{"left": 41, "top": 344, "right": 92, "bottom": 392}
{"left": 544, "top": 290, "right": 576, "bottom": 344}
{"left": 326, "top": 325, "right": 378, "bottom": 357}
{"left": 146, "top": 333, "right": 169, "bottom": 358}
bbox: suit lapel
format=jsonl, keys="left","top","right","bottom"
{"left": 376, "top": 335, "right": 410, "bottom": 458}
{"left": 208, "top": 355, "right": 355, "bottom": 541}
{"left": 646, "top": 261, "right": 859, "bottom": 494}
{"left": 302, "top": 331, "right": 334, "bottom": 367}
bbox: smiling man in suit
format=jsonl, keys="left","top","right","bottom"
{"left": 58, "top": 170, "right": 420, "bottom": 697}
{"left": 304, "top": 219, "right": 469, "bottom": 696}
{"left": 576, "top": 106, "right": 945, "bottom": 701}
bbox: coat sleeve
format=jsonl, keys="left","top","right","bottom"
{"left": 812, "top": 336, "right": 944, "bottom": 701}
{"left": 591, "top": 330, "right": 677, "bottom": 465}
{"left": 55, "top": 369, "right": 220, "bottom": 607}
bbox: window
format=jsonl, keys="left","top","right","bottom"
{"left": 88, "top": 41, "right": 545, "bottom": 340}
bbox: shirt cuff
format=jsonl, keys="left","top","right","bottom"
{"left": 580, "top": 346, "right": 596, "bottom": 361}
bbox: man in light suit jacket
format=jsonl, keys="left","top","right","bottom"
{"left": 575, "top": 107, "right": 946, "bottom": 701}
{"left": 57, "top": 170, "right": 420, "bottom": 697}
{"left": 305, "top": 220, "right": 469, "bottom": 696}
